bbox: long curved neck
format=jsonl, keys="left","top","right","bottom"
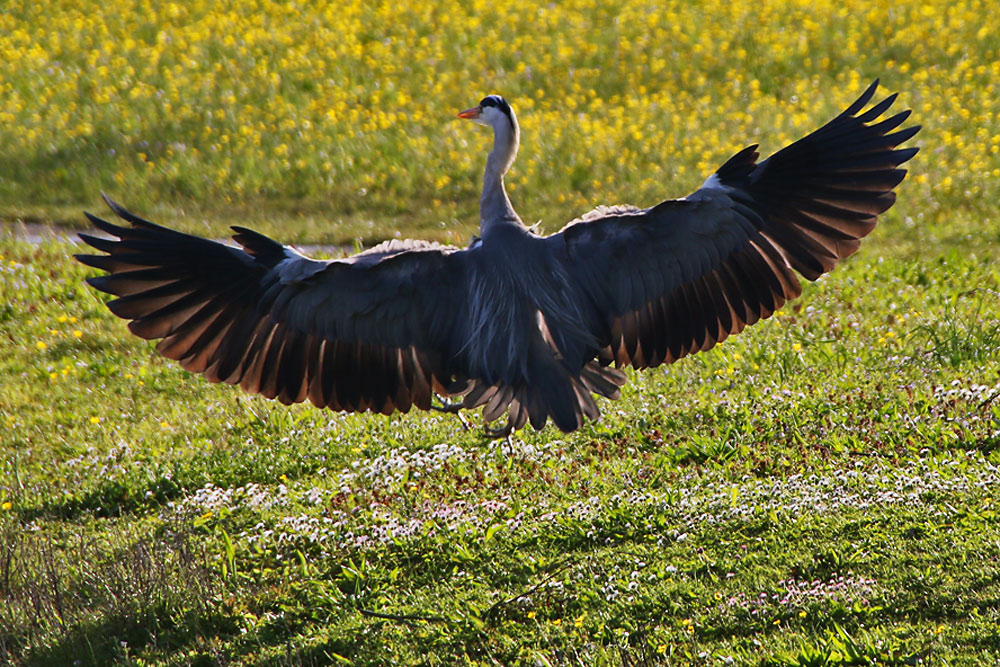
{"left": 480, "top": 113, "right": 521, "bottom": 233}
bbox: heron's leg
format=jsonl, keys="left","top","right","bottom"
{"left": 431, "top": 394, "right": 471, "bottom": 430}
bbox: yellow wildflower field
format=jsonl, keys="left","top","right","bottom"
{"left": 0, "top": 0, "right": 997, "bottom": 243}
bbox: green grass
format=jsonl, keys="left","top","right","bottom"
{"left": 2, "top": 219, "right": 999, "bottom": 665}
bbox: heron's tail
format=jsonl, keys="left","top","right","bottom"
{"left": 464, "top": 354, "right": 625, "bottom": 433}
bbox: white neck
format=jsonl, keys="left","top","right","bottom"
{"left": 480, "top": 110, "right": 522, "bottom": 233}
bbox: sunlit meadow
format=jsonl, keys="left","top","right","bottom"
{"left": 2, "top": 0, "right": 1000, "bottom": 665}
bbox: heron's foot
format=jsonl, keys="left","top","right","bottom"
{"left": 482, "top": 419, "right": 513, "bottom": 440}
{"left": 431, "top": 395, "right": 471, "bottom": 430}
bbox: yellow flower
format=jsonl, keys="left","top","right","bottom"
{"left": 1, "top": 501, "right": 12, "bottom": 510}
{"left": 526, "top": 611, "right": 536, "bottom": 619}
{"left": 552, "top": 618, "right": 561, "bottom": 626}
{"left": 89, "top": 416, "right": 101, "bottom": 424}
{"left": 35, "top": 341, "right": 47, "bottom": 351}
{"left": 73, "top": 330, "right": 83, "bottom": 339}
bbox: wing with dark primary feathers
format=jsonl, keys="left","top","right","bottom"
{"left": 76, "top": 194, "right": 470, "bottom": 415}
{"left": 554, "top": 80, "right": 920, "bottom": 369}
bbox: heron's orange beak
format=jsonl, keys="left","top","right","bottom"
{"left": 457, "top": 106, "right": 481, "bottom": 119}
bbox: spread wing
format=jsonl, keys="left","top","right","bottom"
{"left": 76, "top": 195, "right": 469, "bottom": 415}
{"left": 553, "top": 80, "right": 920, "bottom": 368}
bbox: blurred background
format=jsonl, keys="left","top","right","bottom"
{"left": 1, "top": 0, "right": 996, "bottom": 251}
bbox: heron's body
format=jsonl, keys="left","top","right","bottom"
{"left": 77, "top": 82, "right": 919, "bottom": 433}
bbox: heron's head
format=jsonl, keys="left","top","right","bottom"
{"left": 457, "top": 95, "right": 516, "bottom": 132}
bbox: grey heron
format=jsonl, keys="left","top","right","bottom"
{"left": 76, "top": 81, "right": 919, "bottom": 434}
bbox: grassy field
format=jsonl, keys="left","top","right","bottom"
{"left": 2, "top": 0, "right": 1000, "bottom": 665}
